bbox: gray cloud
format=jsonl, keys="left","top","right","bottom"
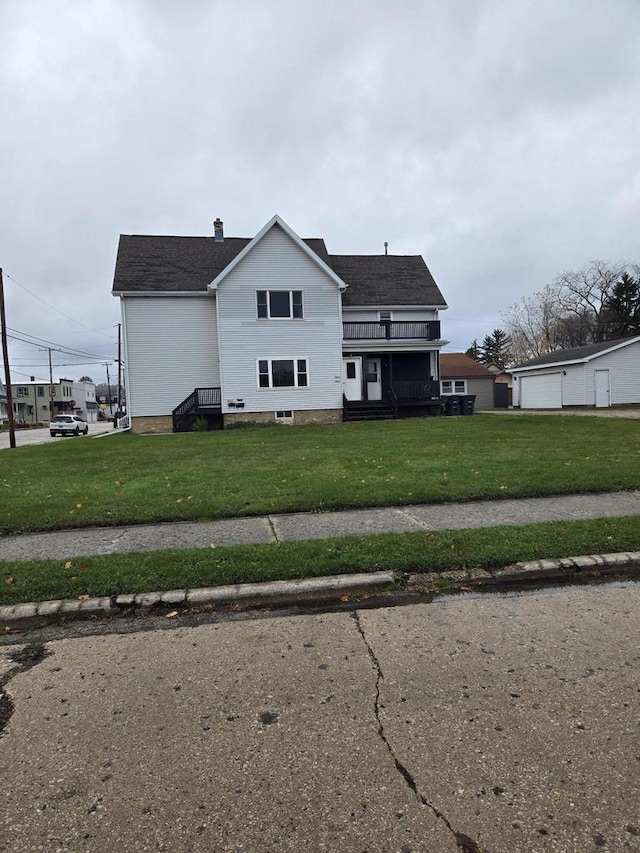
{"left": 1, "top": 0, "right": 639, "bottom": 382}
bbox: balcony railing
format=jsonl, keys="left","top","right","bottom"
{"left": 342, "top": 320, "right": 441, "bottom": 341}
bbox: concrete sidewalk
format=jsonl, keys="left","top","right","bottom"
{"left": 3, "top": 490, "right": 640, "bottom": 562}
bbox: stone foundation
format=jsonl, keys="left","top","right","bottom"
{"left": 224, "top": 409, "right": 342, "bottom": 428}
{"left": 131, "top": 415, "right": 174, "bottom": 434}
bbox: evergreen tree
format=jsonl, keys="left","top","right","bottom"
{"left": 601, "top": 272, "right": 640, "bottom": 338}
{"left": 465, "top": 339, "right": 482, "bottom": 361}
{"left": 480, "top": 328, "right": 512, "bottom": 369}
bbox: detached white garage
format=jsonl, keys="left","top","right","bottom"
{"left": 512, "top": 336, "right": 640, "bottom": 409}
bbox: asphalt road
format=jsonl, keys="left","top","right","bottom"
{"left": 1, "top": 582, "right": 639, "bottom": 853}
{"left": 0, "top": 421, "right": 113, "bottom": 449}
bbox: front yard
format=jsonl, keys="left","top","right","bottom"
{"left": 2, "top": 415, "right": 640, "bottom": 606}
{"left": 1, "top": 414, "right": 639, "bottom": 535}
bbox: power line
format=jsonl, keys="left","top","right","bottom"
{"left": 6, "top": 328, "right": 112, "bottom": 360}
{"left": 4, "top": 271, "right": 115, "bottom": 340}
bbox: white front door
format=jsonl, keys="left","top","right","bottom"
{"left": 342, "top": 357, "right": 362, "bottom": 401}
{"left": 594, "top": 369, "right": 610, "bottom": 407}
{"left": 366, "top": 358, "right": 382, "bottom": 401}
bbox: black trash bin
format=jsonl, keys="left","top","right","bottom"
{"left": 460, "top": 394, "right": 476, "bottom": 415}
{"left": 445, "top": 395, "right": 461, "bottom": 416}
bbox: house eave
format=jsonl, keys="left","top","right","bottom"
{"left": 342, "top": 339, "right": 448, "bottom": 353}
{"left": 342, "top": 303, "right": 447, "bottom": 311}
{"left": 114, "top": 290, "right": 214, "bottom": 297}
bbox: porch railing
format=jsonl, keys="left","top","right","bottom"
{"left": 172, "top": 387, "right": 222, "bottom": 432}
{"left": 343, "top": 320, "right": 441, "bottom": 341}
{"left": 391, "top": 379, "right": 441, "bottom": 402}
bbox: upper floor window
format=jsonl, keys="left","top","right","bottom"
{"left": 37, "top": 386, "right": 45, "bottom": 397}
{"left": 257, "top": 290, "right": 303, "bottom": 319}
{"left": 258, "top": 358, "right": 308, "bottom": 388}
{"left": 441, "top": 380, "right": 467, "bottom": 395}
{"left": 378, "top": 311, "right": 393, "bottom": 321}
{"left": 17, "top": 386, "right": 28, "bottom": 397}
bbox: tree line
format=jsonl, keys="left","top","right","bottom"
{"left": 466, "top": 261, "right": 640, "bottom": 368}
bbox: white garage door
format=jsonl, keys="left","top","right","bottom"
{"left": 520, "top": 373, "right": 562, "bottom": 409}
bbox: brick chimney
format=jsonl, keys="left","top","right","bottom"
{"left": 214, "top": 218, "right": 224, "bottom": 242}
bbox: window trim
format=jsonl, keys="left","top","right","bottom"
{"left": 441, "top": 379, "right": 467, "bottom": 395}
{"left": 257, "top": 358, "right": 309, "bottom": 389}
{"left": 378, "top": 310, "right": 393, "bottom": 321}
{"left": 257, "top": 289, "right": 304, "bottom": 320}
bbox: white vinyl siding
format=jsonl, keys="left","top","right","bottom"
{"left": 123, "top": 296, "right": 220, "bottom": 416}
{"left": 342, "top": 308, "right": 438, "bottom": 321}
{"left": 216, "top": 225, "right": 343, "bottom": 414}
{"left": 584, "top": 341, "right": 640, "bottom": 404}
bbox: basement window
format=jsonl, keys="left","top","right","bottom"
{"left": 275, "top": 410, "right": 294, "bottom": 421}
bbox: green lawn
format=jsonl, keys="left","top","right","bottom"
{"left": 2, "top": 516, "right": 640, "bottom": 606}
{"left": 1, "top": 415, "right": 639, "bottom": 534}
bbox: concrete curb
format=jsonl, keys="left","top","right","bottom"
{"left": 1, "top": 551, "right": 639, "bottom": 628}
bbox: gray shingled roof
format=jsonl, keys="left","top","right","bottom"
{"left": 112, "top": 235, "right": 330, "bottom": 293}
{"left": 330, "top": 254, "right": 446, "bottom": 306}
{"left": 513, "top": 336, "right": 640, "bottom": 369}
{"left": 112, "top": 233, "right": 446, "bottom": 307}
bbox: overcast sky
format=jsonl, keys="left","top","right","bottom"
{"left": 1, "top": 0, "right": 639, "bottom": 386}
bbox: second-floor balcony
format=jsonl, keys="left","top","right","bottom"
{"left": 342, "top": 320, "right": 441, "bottom": 341}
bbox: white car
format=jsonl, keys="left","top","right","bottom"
{"left": 49, "top": 415, "right": 89, "bottom": 437}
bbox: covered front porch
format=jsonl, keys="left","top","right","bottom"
{"left": 342, "top": 352, "right": 442, "bottom": 420}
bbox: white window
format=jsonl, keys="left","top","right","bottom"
{"left": 257, "top": 290, "right": 303, "bottom": 319}
{"left": 378, "top": 311, "right": 393, "bottom": 321}
{"left": 258, "top": 359, "right": 309, "bottom": 389}
{"left": 441, "top": 380, "right": 467, "bottom": 394}
{"left": 275, "top": 410, "right": 294, "bottom": 421}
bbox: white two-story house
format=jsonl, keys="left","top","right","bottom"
{"left": 112, "top": 215, "right": 448, "bottom": 432}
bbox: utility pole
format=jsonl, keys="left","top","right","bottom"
{"left": 104, "top": 363, "right": 113, "bottom": 416}
{"left": 0, "top": 268, "right": 17, "bottom": 448}
{"left": 48, "top": 347, "right": 55, "bottom": 418}
{"left": 117, "top": 323, "right": 122, "bottom": 411}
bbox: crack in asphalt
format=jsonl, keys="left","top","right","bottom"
{"left": 0, "top": 643, "right": 51, "bottom": 738}
{"left": 351, "top": 611, "right": 486, "bottom": 853}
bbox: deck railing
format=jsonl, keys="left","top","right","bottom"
{"left": 342, "top": 320, "right": 441, "bottom": 341}
{"left": 391, "top": 379, "right": 441, "bottom": 402}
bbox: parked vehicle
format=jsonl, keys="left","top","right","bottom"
{"left": 49, "top": 415, "right": 89, "bottom": 437}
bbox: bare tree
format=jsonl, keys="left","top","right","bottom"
{"left": 555, "top": 260, "right": 626, "bottom": 343}
{"left": 502, "top": 284, "right": 561, "bottom": 363}
{"left": 502, "top": 261, "right": 634, "bottom": 363}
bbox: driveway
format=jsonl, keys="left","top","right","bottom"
{"left": 0, "top": 422, "right": 113, "bottom": 450}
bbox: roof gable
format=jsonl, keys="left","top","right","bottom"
{"left": 208, "top": 215, "right": 346, "bottom": 292}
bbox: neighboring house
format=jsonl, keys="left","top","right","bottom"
{"left": 440, "top": 353, "right": 496, "bottom": 409}
{"left": 72, "top": 380, "right": 99, "bottom": 422}
{"left": 487, "top": 365, "right": 513, "bottom": 408}
{"left": 511, "top": 336, "right": 640, "bottom": 409}
{"left": 0, "top": 378, "right": 7, "bottom": 422}
{"left": 112, "top": 215, "right": 449, "bottom": 432}
{"left": 9, "top": 378, "right": 75, "bottom": 424}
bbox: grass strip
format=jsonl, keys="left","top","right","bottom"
{"left": 1, "top": 516, "right": 639, "bottom": 607}
{"left": 1, "top": 416, "right": 640, "bottom": 534}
